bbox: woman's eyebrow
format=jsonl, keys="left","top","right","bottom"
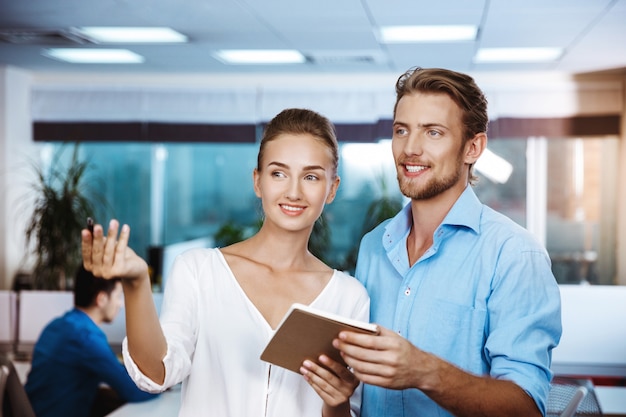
{"left": 268, "top": 161, "right": 326, "bottom": 171}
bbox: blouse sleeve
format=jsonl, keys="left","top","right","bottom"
{"left": 122, "top": 250, "right": 202, "bottom": 392}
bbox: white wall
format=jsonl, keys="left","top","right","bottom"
{"left": 28, "top": 71, "right": 624, "bottom": 123}
{"left": 618, "top": 83, "right": 626, "bottom": 285}
{"left": 0, "top": 66, "right": 39, "bottom": 290}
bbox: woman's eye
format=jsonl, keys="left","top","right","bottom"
{"left": 304, "top": 174, "right": 319, "bottom": 181}
{"left": 271, "top": 171, "right": 286, "bottom": 178}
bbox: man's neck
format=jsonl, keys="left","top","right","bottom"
{"left": 76, "top": 306, "right": 102, "bottom": 325}
{"left": 407, "top": 185, "right": 466, "bottom": 265}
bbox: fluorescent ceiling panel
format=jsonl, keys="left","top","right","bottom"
{"left": 474, "top": 47, "right": 563, "bottom": 63}
{"left": 379, "top": 25, "right": 477, "bottom": 42}
{"left": 43, "top": 48, "right": 145, "bottom": 63}
{"left": 74, "top": 27, "right": 188, "bottom": 43}
{"left": 214, "top": 50, "right": 306, "bottom": 64}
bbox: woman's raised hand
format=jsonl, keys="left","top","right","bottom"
{"left": 81, "top": 219, "right": 149, "bottom": 281}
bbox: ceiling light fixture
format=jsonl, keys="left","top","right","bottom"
{"left": 379, "top": 25, "right": 477, "bottom": 42}
{"left": 214, "top": 49, "right": 306, "bottom": 65}
{"left": 43, "top": 48, "right": 145, "bottom": 63}
{"left": 474, "top": 47, "right": 563, "bottom": 63}
{"left": 73, "top": 27, "right": 188, "bottom": 43}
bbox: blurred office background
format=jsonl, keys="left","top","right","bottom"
{"left": 32, "top": 130, "right": 619, "bottom": 288}
{"left": 1, "top": 0, "right": 625, "bottom": 289}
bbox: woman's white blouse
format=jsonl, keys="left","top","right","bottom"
{"left": 122, "top": 248, "right": 370, "bottom": 417}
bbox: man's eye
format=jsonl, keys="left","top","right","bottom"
{"left": 394, "top": 127, "right": 408, "bottom": 136}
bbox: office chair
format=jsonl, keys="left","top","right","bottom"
{"left": 547, "top": 376, "right": 603, "bottom": 417}
{"left": 559, "top": 386, "right": 588, "bottom": 417}
{"left": 0, "top": 354, "right": 36, "bottom": 417}
{"left": 1, "top": 365, "right": 9, "bottom": 417}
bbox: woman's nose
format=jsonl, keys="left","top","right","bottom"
{"left": 285, "top": 178, "right": 302, "bottom": 200}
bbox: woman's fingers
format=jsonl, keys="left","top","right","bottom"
{"left": 102, "top": 220, "right": 119, "bottom": 269}
{"left": 115, "top": 223, "right": 130, "bottom": 257}
{"left": 81, "top": 228, "right": 93, "bottom": 270}
{"left": 81, "top": 218, "right": 147, "bottom": 282}
{"left": 83, "top": 219, "right": 123, "bottom": 279}
{"left": 300, "top": 355, "right": 357, "bottom": 407}
{"left": 89, "top": 223, "right": 106, "bottom": 276}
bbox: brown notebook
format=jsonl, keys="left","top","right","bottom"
{"left": 260, "top": 303, "right": 379, "bottom": 373}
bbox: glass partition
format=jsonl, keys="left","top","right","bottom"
{"left": 61, "top": 133, "right": 618, "bottom": 285}
{"left": 545, "top": 137, "right": 618, "bottom": 284}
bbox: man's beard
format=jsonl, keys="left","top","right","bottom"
{"left": 397, "top": 153, "right": 465, "bottom": 200}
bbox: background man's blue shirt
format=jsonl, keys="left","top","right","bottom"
{"left": 25, "top": 308, "right": 156, "bottom": 417}
{"left": 355, "top": 186, "right": 562, "bottom": 417}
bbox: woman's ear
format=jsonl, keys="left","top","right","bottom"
{"left": 464, "top": 133, "right": 487, "bottom": 165}
{"left": 253, "top": 168, "right": 262, "bottom": 198}
{"left": 325, "top": 176, "right": 341, "bottom": 204}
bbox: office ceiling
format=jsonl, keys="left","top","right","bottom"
{"left": 0, "top": 0, "right": 625, "bottom": 76}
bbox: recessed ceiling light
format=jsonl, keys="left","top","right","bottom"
{"left": 379, "top": 25, "right": 477, "bottom": 42}
{"left": 474, "top": 47, "right": 563, "bottom": 63}
{"left": 73, "top": 27, "right": 187, "bottom": 43}
{"left": 214, "top": 49, "right": 306, "bottom": 65}
{"left": 43, "top": 48, "right": 145, "bottom": 64}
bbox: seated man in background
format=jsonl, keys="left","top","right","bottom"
{"left": 25, "top": 265, "right": 158, "bottom": 417}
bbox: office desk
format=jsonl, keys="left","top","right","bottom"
{"left": 104, "top": 385, "right": 626, "bottom": 417}
{"left": 106, "top": 387, "right": 180, "bottom": 417}
{"left": 595, "top": 386, "right": 626, "bottom": 417}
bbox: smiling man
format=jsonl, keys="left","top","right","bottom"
{"left": 334, "top": 67, "right": 562, "bottom": 417}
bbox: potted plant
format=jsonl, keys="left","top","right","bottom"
{"left": 213, "top": 212, "right": 332, "bottom": 265}
{"left": 340, "top": 173, "right": 403, "bottom": 273}
{"left": 24, "top": 143, "right": 102, "bottom": 290}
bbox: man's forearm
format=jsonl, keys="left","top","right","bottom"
{"left": 418, "top": 355, "right": 541, "bottom": 417}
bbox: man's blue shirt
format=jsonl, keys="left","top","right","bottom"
{"left": 355, "top": 186, "right": 562, "bottom": 417}
{"left": 25, "top": 308, "right": 156, "bottom": 417}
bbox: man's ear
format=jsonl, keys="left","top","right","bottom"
{"left": 94, "top": 291, "right": 109, "bottom": 308}
{"left": 464, "top": 132, "right": 487, "bottom": 165}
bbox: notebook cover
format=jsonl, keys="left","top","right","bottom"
{"left": 260, "top": 303, "right": 379, "bottom": 373}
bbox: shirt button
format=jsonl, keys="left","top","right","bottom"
{"left": 404, "top": 287, "right": 411, "bottom": 296}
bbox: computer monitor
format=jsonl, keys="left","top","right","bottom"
{"left": 16, "top": 291, "right": 73, "bottom": 355}
{"left": 551, "top": 284, "right": 626, "bottom": 377}
{"left": 158, "top": 237, "right": 214, "bottom": 292}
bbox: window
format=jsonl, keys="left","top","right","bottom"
{"left": 60, "top": 133, "right": 619, "bottom": 285}
{"left": 544, "top": 137, "right": 618, "bottom": 284}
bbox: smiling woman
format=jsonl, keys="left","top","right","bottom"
{"left": 79, "top": 108, "right": 372, "bottom": 417}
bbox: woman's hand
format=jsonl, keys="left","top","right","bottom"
{"left": 82, "top": 219, "right": 149, "bottom": 281}
{"left": 300, "top": 355, "right": 358, "bottom": 416}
